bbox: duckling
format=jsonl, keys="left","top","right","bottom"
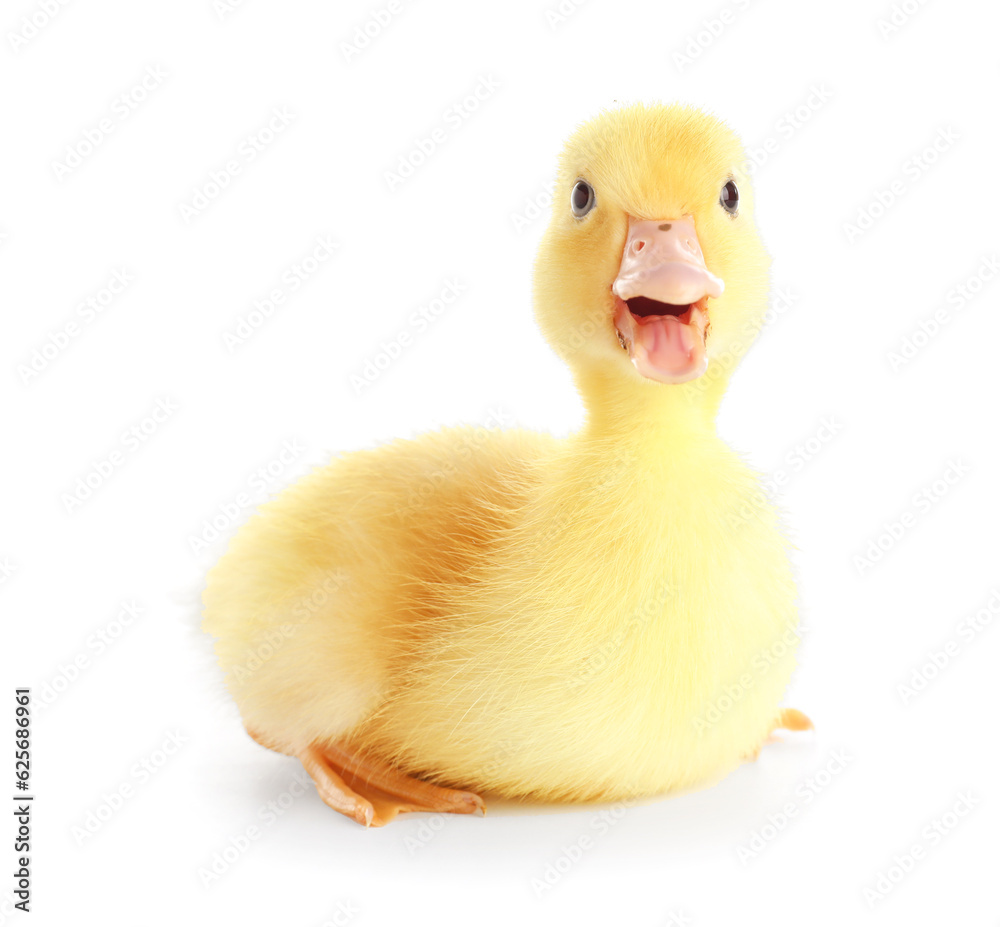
{"left": 203, "top": 102, "right": 811, "bottom": 827}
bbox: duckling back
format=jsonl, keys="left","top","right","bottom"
{"left": 202, "top": 425, "right": 556, "bottom": 754}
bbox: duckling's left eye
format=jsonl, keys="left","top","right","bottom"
{"left": 571, "top": 180, "right": 596, "bottom": 218}
{"left": 719, "top": 179, "right": 739, "bottom": 215}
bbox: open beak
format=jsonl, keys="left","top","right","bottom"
{"left": 612, "top": 216, "right": 724, "bottom": 384}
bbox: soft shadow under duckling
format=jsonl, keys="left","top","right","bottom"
{"left": 203, "top": 102, "right": 811, "bottom": 827}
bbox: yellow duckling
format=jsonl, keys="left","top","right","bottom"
{"left": 203, "top": 102, "right": 811, "bottom": 827}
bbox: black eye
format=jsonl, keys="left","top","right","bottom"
{"left": 571, "top": 179, "right": 596, "bottom": 218}
{"left": 720, "top": 179, "right": 739, "bottom": 215}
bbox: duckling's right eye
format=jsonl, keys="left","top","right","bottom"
{"left": 719, "top": 179, "right": 739, "bottom": 215}
{"left": 571, "top": 180, "right": 596, "bottom": 218}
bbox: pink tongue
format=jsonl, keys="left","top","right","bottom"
{"left": 633, "top": 316, "right": 706, "bottom": 383}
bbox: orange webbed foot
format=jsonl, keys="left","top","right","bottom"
{"left": 295, "top": 740, "right": 485, "bottom": 828}
{"left": 743, "top": 708, "right": 814, "bottom": 762}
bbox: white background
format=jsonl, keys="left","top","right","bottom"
{"left": 3, "top": 0, "right": 998, "bottom": 924}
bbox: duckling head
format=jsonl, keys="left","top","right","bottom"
{"left": 534, "top": 103, "right": 771, "bottom": 425}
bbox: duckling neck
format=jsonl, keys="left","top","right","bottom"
{"left": 576, "top": 369, "right": 723, "bottom": 445}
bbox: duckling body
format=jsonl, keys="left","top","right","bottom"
{"left": 204, "top": 103, "right": 809, "bottom": 824}
{"left": 353, "top": 421, "right": 798, "bottom": 803}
